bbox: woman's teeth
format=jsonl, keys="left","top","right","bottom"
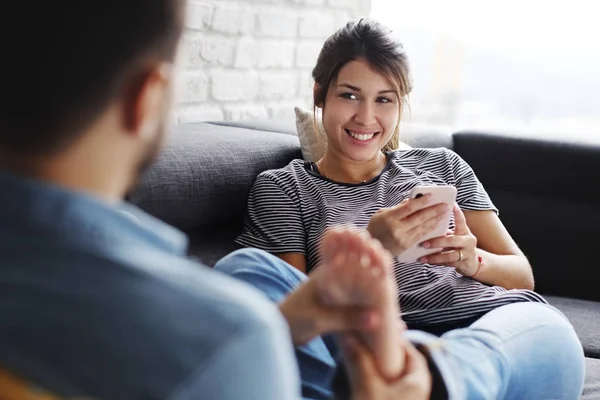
{"left": 346, "top": 129, "right": 376, "bottom": 141}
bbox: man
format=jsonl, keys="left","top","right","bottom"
{"left": 0, "top": 2, "right": 433, "bottom": 399}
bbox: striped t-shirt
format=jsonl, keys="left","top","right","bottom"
{"left": 236, "top": 148, "right": 547, "bottom": 326}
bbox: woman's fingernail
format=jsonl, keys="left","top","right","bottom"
{"left": 420, "top": 257, "right": 428, "bottom": 263}
{"left": 422, "top": 241, "right": 430, "bottom": 248}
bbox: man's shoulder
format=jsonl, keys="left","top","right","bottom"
{"left": 0, "top": 239, "right": 286, "bottom": 398}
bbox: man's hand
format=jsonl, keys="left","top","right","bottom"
{"left": 278, "top": 273, "right": 381, "bottom": 346}
{"left": 343, "top": 335, "right": 432, "bottom": 400}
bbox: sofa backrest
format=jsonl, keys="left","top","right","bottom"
{"left": 454, "top": 130, "right": 600, "bottom": 302}
{"left": 130, "top": 120, "right": 600, "bottom": 302}
{"left": 129, "top": 122, "right": 302, "bottom": 230}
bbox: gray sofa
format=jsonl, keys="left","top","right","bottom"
{"left": 129, "top": 118, "right": 600, "bottom": 399}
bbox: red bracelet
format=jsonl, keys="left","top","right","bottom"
{"left": 468, "top": 253, "right": 483, "bottom": 278}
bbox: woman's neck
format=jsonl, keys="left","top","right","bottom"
{"left": 317, "top": 151, "right": 388, "bottom": 184}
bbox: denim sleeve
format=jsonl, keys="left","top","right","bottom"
{"left": 167, "top": 313, "right": 302, "bottom": 400}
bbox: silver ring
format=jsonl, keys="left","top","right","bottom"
{"left": 458, "top": 250, "right": 463, "bottom": 262}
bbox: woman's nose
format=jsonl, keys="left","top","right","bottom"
{"left": 353, "top": 102, "right": 376, "bottom": 126}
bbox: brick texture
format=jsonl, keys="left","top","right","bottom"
{"left": 175, "top": 0, "right": 371, "bottom": 123}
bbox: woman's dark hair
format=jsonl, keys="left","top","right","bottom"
{"left": 312, "top": 18, "right": 412, "bottom": 152}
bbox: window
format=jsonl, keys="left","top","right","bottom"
{"left": 371, "top": 0, "right": 600, "bottom": 138}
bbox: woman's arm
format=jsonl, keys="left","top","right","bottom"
{"left": 422, "top": 207, "right": 534, "bottom": 291}
{"left": 464, "top": 209, "right": 535, "bottom": 290}
{"left": 422, "top": 150, "right": 535, "bottom": 290}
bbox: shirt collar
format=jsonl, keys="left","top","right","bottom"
{"left": 0, "top": 170, "right": 188, "bottom": 256}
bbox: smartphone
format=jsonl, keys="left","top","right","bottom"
{"left": 396, "top": 185, "right": 457, "bottom": 263}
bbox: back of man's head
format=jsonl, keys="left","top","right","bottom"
{"left": 0, "top": 2, "right": 184, "bottom": 157}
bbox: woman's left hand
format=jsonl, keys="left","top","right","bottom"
{"left": 418, "top": 204, "right": 480, "bottom": 277}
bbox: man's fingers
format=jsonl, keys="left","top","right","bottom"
{"left": 343, "top": 335, "right": 379, "bottom": 395}
{"left": 403, "top": 343, "right": 429, "bottom": 377}
{"left": 396, "top": 343, "right": 432, "bottom": 396}
{"left": 316, "top": 307, "right": 381, "bottom": 334}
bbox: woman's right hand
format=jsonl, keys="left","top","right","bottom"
{"left": 366, "top": 194, "right": 450, "bottom": 257}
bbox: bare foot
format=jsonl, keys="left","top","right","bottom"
{"left": 316, "top": 226, "right": 406, "bottom": 379}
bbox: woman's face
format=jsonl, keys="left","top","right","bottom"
{"left": 321, "top": 58, "right": 400, "bottom": 162}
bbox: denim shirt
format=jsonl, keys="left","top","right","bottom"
{"left": 0, "top": 171, "right": 300, "bottom": 400}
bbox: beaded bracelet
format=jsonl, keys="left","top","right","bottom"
{"left": 468, "top": 253, "right": 484, "bottom": 278}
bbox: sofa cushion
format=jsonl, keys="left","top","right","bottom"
{"left": 544, "top": 295, "right": 600, "bottom": 358}
{"left": 208, "top": 119, "right": 298, "bottom": 136}
{"left": 584, "top": 357, "right": 600, "bottom": 400}
{"left": 186, "top": 224, "right": 243, "bottom": 267}
{"left": 129, "top": 122, "right": 302, "bottom": 230}
{"left": 209, "top": 118, "right": 455, "bottom": 150}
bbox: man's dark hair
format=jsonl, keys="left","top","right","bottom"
{"left": 0, "top": 2, "right": 184, "bottom": 156}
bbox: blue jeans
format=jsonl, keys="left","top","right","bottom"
{"left": 215, "top": 248, "right": 585, "bottom": 400}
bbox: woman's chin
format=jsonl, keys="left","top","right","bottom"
{"left": 341, "top": 145, "right": 383, "bottom": 162}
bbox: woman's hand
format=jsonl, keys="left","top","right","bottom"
{"left": 343, "top": 335, "right": 432, "bottom": 400}
{"left": 367, "top": 194, "right": 450, "bottom": 257}
{"left": 419, "top": 205, "right": 481, "bottom": 277}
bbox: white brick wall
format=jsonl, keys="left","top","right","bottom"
{"left": 174, "top": 0, "right": 371, "bottom": 124}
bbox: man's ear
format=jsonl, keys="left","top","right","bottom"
{"left": 123, "top": 63, "right": 173, "bottom": 138}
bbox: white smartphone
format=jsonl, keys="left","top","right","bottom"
{"left": 396, "top": 185, "right": 457, "bottom": 263}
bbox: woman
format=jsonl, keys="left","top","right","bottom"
{"left": 235, "top": 18, "right": 585, "bottom": 399}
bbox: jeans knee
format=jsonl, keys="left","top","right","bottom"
{"left": 521, "top": 304, "right": 585, "bottom": 394}
{"left": 215, "top": 247, "right": 307, "bottom": 284}
{"left": 215, "top": 248, "right": 273, "bottom": 273}
{"left": 550, "top": 310, "right": 585, "bottom": 371}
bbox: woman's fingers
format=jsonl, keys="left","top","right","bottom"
{"left": 420, "top": 249, "right": 462, "bottom": 264}
{"left": 398, "top": 203, "right": 449, "bottom": 234}
{"left": 389, "top": 194, "right": 433, "bottom": 219}
{"left": 422, "top": 233, "right": 469, "bottom": 249}
{"left": 401, "top": 207, "right": 449, "bottom": 246}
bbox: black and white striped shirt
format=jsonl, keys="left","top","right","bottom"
{"left": 236, "top": 148, "right": 547, "bottom": 325}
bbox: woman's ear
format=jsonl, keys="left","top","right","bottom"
{"left": 313, "top": 83, "right": 324, "bottom": 108}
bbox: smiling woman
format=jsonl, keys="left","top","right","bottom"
{"left": 310, "top": 18, "right": 412, "bottom": 184}
{"left": 234, "top": 17, "right": 585, "bottom": 399}
{"left": 312, "top": 18, "right": 412, "bottom": 154}
{"left": 316, "top": 59, "right": 401, "bottom": 183}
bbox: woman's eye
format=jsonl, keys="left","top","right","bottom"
{"left": 340, "top": 92, "right": 358, "bottom": 100}
{"left": 377, "top": 97, "right": 393, "bottom": 104}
